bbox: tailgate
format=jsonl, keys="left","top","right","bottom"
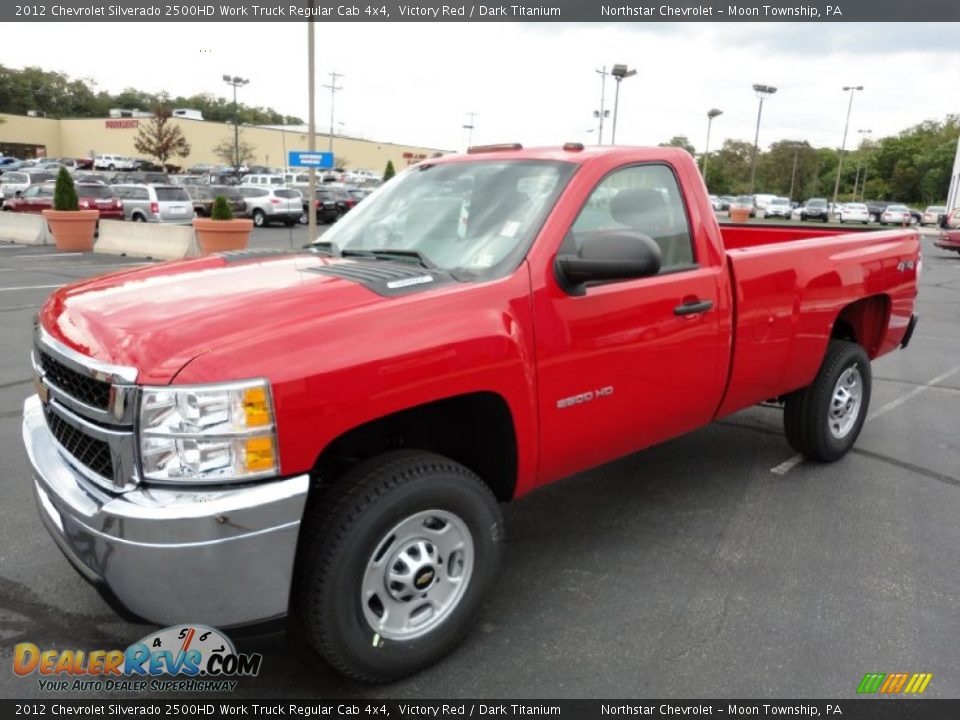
{"left": 715, "top": 229, "right": 920, "bottom": 418}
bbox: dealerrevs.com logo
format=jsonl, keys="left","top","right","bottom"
{"left": 13, "top": 625, "right": 262, "bottom": 693}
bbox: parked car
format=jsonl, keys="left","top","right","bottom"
{"left": 94, "top": 154, "right": 137, "bottom": 171}
{"left": 112, "top": 184, "right": 194, "bottom": 224}
{"left": 114, "top": 172, "right": 171, "bottom": 186}
{"left": 922, "top": 206, "right": 947, "bottom": 226}
{"left": 800, "top": 198, "right": 830, "bottom": 222}
{"left": 323, "top": 184, "right": 356, "bottom": 215}
{"left": 865, "top": 200, "right": 891, "bottom": 224}
{"left": 234, "top": 186, "right": 303, "bottom": 226}
{"left": 300, "top": 187, "right": 342, "bottom": 225}
{"left": 764, "top": 197, "right": 792, "bottom": 219}
{"left": 0, "top": 157, "right": 26, "bottom": 173}
{"left": 188, "top": 185, "right": 248, "bottom": 218}
{"left": 347, "top": 187, "right": 372, "bottom": 204}
{"left": 22, "top": 145, "right": 920, "bottom": 683}
{"left": 943, "top": 208, "right": 960, "bottom": 229}
{"left": 240, "top": 174, "right": 285, "bottom": 187}
{"left": 0, "top": 171, "right": 57, "bottom": 203}
{"left": 838, "top": 202, "right": 870, "bottom": 224}
{"left": 880, "top": 204, "right": 914, "bottom": 226}
{"left": 2, "top": 181, "right": 123, "bottom": 219}
{"left": 934, "top": 226, "right": 960, "bottom": 255}
{"left": 729, "top": 195, "right": 756, "bottom": 218}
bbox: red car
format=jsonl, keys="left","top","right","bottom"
{"left": 3, "top": 182, "right": 123, "bottom": 219}
{"left": 24, "top": 145, "right": 920, "bottom": 682}
{"left": 935, "top": 226, "right": 960, "bottom": 254}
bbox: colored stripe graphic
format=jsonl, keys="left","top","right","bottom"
{"left": 858, "top": 672, "right": 933, "bottom": 694}
{"left": 857, "top": 673, "right": 886, "bottom": 693}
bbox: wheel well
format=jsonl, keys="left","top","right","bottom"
{"left": 310, "top": 392, "right": 518, "bottom": 503}
{"left": 831, "top": 295, "right": 890, "bottom": 358}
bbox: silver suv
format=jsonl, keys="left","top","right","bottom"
{"left": 235, "top": 186, "right": 303, "bottom": 227}
{"left": 113, "top": 184, "right": 194, "bottom": 224}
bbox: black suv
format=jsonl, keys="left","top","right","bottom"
{"left": 800, "top": 198, "right": 830, "bottom": 222}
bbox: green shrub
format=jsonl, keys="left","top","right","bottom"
{"left": 383, "top": 160, "right": 396, "bottom": 182}
{"left": 53, "top": 167, "right": 79, "bottom": 211}
{"left": 210, "top": 195, "right": 233, "bottom": 220}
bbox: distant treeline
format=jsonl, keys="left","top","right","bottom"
{"left": 665, "top": 114, "right": 959, "bottom": 205}
{"left": 0, "top": 64, "right": 303, "bottom": 127}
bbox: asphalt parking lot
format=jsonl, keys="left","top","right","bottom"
{"left": 0, "top": 225, "right": 957, "bottom": 700}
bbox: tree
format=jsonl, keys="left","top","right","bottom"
{"left": 53, "top": 167, "right": 78, "bottom": 211}
{"left": 134, "top": 106, "right": 191, "bottom": 165}
{"left": 383, "top": 160, "right": 396, "bottom": 182}
{"left": 659, "top": 135, "right": 696, "bottom": 155}
{"left": 210, "top": 195, "right": 234, "bottom": 221}
{"left": 212, "top": 134, "right": 256, "bottom": 167}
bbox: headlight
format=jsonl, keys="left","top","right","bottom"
{"left": 139, "top": 379, "right": 278, "bottom": 483}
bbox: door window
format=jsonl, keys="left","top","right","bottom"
{"left": 568, "top": 164, "right": 695, "bottom": 272}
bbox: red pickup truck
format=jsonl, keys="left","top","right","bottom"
{"left": 23, "top": 145, "right": 920, "bottom": 682}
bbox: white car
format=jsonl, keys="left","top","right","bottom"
{"left": 764, "top": 197, "right": 792, "bottom": 219}
{"left": 839, "top": 203, "right": 870, "bottom": 224}
{"left": 880, "top": 204, "right": 913, "bottom": 226}
{"left": 94, "top": 154, "right": 137, "bottom": 171}
{"left": 0, "top": 170, "right": 58, "bottom": 202}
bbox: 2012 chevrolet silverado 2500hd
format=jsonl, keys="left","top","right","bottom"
{"left": 22, "top": 145, "right": 920, "bottom": 682}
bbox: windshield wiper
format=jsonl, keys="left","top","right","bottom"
{"left": 340, "top": 248, "right": 436, "bottom": 269}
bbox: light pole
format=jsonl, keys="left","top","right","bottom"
{"left": 595, "top": 66, "right": 610, "bottom": 144}
{"left": 610, "top": 64, "right": 637, "bottom": 145}
{"left": 852, "top": 128, "right": 871, "bottom": 201}
{"left": 832, "top": 85, "right": 863, "bottom": 206}
{"left": 702, "top": 108, "right": 722, "bottom": 185}
{"left": 786, "top": 143, "right": 804, "bottom": 203}
{"left": 749, "top": 84, "right": 777, "bottom": 194}
{"left": 222, "top": 75, "right": 249, "bottom": 169}
{"left": 307, "top": 16, "right": 316, "bottom": 243}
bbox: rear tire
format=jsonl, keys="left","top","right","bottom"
{"left": 295, "top": 451, "right": 504, "bottom": 683}
{"left": 783, "top": 339, "right": 871, "bottom": 462}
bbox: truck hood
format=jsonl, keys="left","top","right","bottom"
{"left": 39, "top": 251, "right": 414, "bottom": 384}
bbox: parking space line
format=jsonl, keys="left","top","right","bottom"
{"left": 0, "top": 253, "right": 82, "bottom": 259}
{"left": 0, "top": 284, "right": 64, "bottom": 292}
{"left": 769, "top": 364, "right": 960, "bottom": 476}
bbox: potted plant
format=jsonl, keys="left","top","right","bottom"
{"left": 193, "top": 194, "right": 253, "bottom": 255}
{"left": 42, "top": 167, "right": 99, "bottom": 252}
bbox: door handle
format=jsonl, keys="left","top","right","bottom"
{"left": 674, "top": 299, "right": 714, "bottom": 316}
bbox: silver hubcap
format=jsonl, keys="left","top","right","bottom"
{"left": 361, "top": 509, "right": 473, "bottom": 641}
{"left": 829, "top": 366, "right": 862, "bottom": 439}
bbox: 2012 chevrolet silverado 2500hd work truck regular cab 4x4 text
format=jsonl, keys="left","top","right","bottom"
{"left": 23, "top": 145, "right": 920, "bottom": 682}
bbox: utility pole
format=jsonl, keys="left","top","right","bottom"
{"left": 595, "top": 66, "right": 610, "bottom": 144}
{"left": 463, "top": 111, "right": 478, "bottom": 149}
{"left": 788, "top": 145, "right": 801, "bottom": 202}
{"left": 323, "top": 70, "right": 344, "bottom": 155}
{"left": 610, "top": 64, "right": 637, "bottom": 145}
{"left": 851, "top": 128, "right": 871, "bottom": 201}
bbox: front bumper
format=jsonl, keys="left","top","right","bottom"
{"left": 22, "top": 395, "right": 309, "bottom": 627}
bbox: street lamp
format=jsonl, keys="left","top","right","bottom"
{"left": 852, "top": 128, "right": 872, "bottom": 201}
{"left": 785, "top": 142, "right": 805, "bottom": 202}
{"left": 610, "top": 64, "right": 637, "bottom": 145}
{"left": 749, "top": 84, "right": 777, "bottom": 194}
{"left": 832, "top": 85, "right": 864, "bottom": 206}
{"left": 702, "top": 108, "right": 722, "bottom": 186}
{"left": 222, "top": 75, "right": 249, "bottom": 169}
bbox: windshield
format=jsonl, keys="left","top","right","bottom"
{"left": 770, "top": 199, "right": 789, "bottom": 206}
{"left": 808, "top": 199, "right": 827, "bottom": 207}
{"left": 316, "top": 159, "right": 576, "bottom": 278}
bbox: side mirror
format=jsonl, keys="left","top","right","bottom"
{"left": 555, "top": 230, "right": 661, "bottom": 296}
{"left": 15, "top": 190, "right": 22, "bottom": 198}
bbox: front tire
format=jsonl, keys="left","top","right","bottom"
{"left": 296, "top": 451, "right": 504, "bottom": 683}
{"left": 252, "top": 209, "right": 266, "bottom": 227}
{"left": 783, "top": 339, "right": 871, "bottom": 462}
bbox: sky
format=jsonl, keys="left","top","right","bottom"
{"left": 4, "top": 21, "right": 960, "bottom": 154}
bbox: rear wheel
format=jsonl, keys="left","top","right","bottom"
{"left": 296, "top": 451, "right": 504, "bottom": 683}
{"left": 132, "top": 214, "right": 146, "bottom": 223}
{"left": 784, "top": 340, "right": 871, "bottom": 462}
{"left": 299, "top": 211, "right": 308, "bottom": 225}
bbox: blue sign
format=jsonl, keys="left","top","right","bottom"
{"left": 288, "top": 151, "right": 334, "bottom": 169}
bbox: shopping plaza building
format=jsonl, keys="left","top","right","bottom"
{"left": 0, "top": 112, "right": 446, "bottom": 173}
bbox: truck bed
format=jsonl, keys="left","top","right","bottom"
{"left": 714, "top": 225, "right": 920, "bottom": 418}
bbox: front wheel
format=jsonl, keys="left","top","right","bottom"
{"left": 783, "top": 339, "right": 871, "bottom": 462}
{"left": 252, "top": 209, "right": 266, "bottom": 227}
{"left": 296, "top": 451, "right": 504, "bottom": 683}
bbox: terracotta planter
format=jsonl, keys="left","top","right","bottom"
{"left": 193, "top": 217, "right": 254, "bottom": 255}
{"left": 42, "top": 209, "right": 99, "bottom": 252}
{"left": 729, "top": 207, "right": 751, "bottom": 223}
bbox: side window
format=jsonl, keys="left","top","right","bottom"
{"left": 569, "top": 164, "right": 695, "bottom": 272}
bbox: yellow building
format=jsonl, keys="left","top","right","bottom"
{"left": 0, "top": 113, "right": 446, "bottom": 173}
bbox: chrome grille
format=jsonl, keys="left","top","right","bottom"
{"left": 39, "top": 351, "right": 111, "bottom": 411}
{"left": 45, "top": 408, "right": 114, "bottom": 480}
